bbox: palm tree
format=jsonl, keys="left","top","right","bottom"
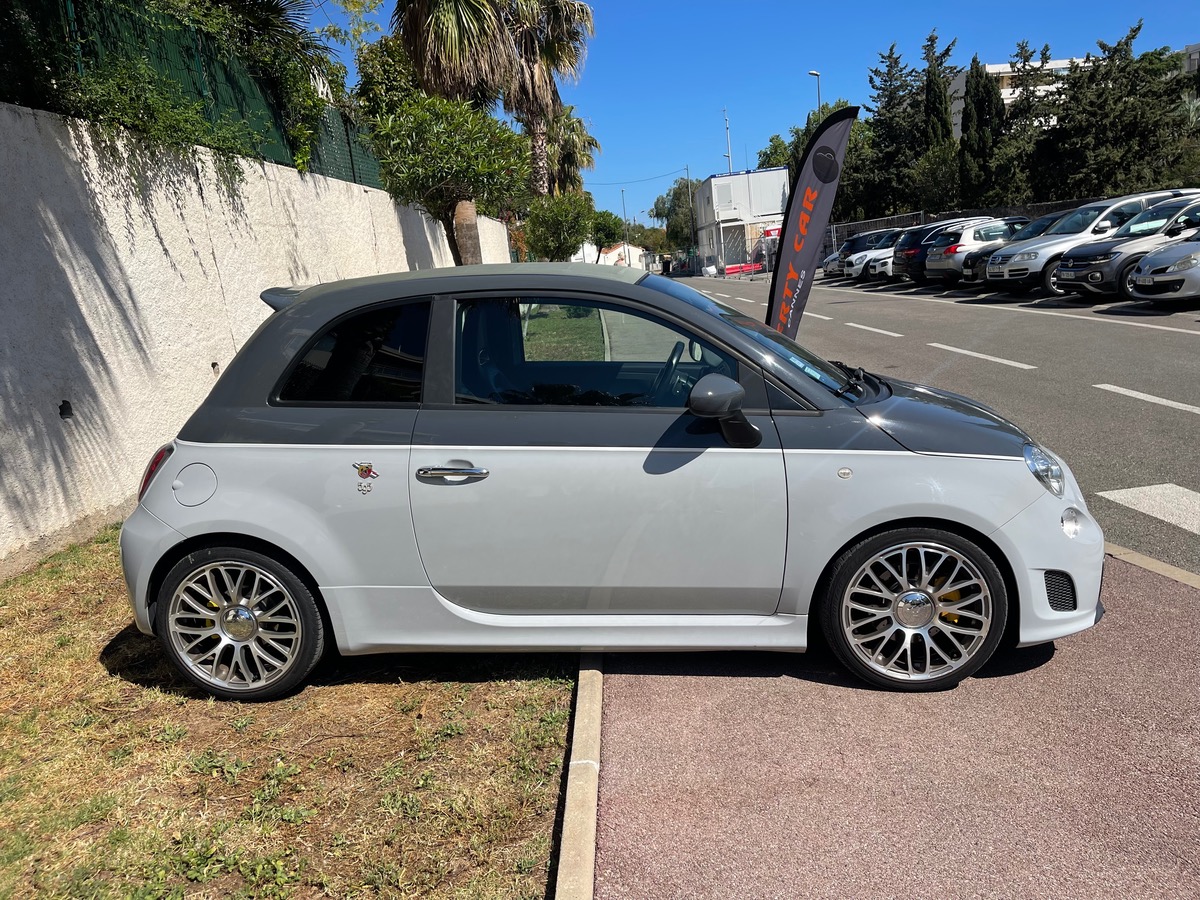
{"left": 546, "top": 105, "right": 599, "bottom": 194}
{"left": 503, "top": 0, "right": 594, "bottom": 196}
{"left": 390, "top": 0, "right": 511, "bottom": 105}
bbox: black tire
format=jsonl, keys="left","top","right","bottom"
{"left": 1041, "top": 258, "right": 1065, "bottom": 296}
{"left": 155, "top": 546, "right": 326, "bottom": 701}
{"left": 1118, "top": 259, "right": 1140, "bottom": 301}
{"left": 819, "top": 528, "right": 1008, "bottom": 692}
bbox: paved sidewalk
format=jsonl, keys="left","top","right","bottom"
{"left": 594, "top": 557, "right": 1200, "bottom": 899}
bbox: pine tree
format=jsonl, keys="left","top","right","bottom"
{"left": 866, "top": 44, "right": 922, "bottom": 213}
{"left": 1046, "top": 22, "right": 1190, "bottom": 199}
{"left": 958, "top": 55, "right": 1005, "bottom": 208}
{"left": 921, "top": 30, "right": 957, "bottom": 150}
{"left": 987, "top": 40, "right": 1057, "bottom": 204}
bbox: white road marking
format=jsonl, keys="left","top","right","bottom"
{"left": 805, "top": 313, "right": 832, "bottom": 320}
{"left": 1093, "top": 384, "right": 1200, "bottom": 415}
{"left": 715, "top": 292, "right": 731, "bottom": 298}
{"left": 846, "top": 322, "right": 903, "bottom": 337}
{"left": 735, "top": 297, "right": 751, "bottom": 302}
{"left": 928, "top": 343, "right": 1037, "bottom": 370}
{"left": 1096, "top": 483, "right": 1200, "bottom": 536}
{"left": 811, "top": 283, "right": 1200, "bottom": 337}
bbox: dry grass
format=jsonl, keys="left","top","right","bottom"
{"left": 0, "top": 526, "right": 575, "bottom": 898}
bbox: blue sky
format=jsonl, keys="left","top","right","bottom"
{"left": 313, "top": 1, "right": 1199, "bottom": 224}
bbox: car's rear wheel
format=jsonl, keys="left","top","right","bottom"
{"left": 155, "top": 546, "right": 325, "bottom": 701}
{"left": 819, "top": 528, "right": 1008, "bottom": 691}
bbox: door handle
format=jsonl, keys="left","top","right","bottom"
{"left": 416, "top": 466, "right": 490, "bottom": 481}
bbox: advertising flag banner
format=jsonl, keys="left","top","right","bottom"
{"left": 767, "top": 106, "right": 859, "bottom": 339}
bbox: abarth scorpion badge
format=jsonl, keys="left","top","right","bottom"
{"left": 354, "top": 462, "right": 379, "bottom": 494}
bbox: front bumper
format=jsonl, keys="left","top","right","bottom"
{"left": 1129, "top": 268, "right": 1200, "bottom": 301}
{"left": 991, "top": 488, "right": 1105, "bottom": 646}
{"left": 986, "top": 261, "right": 1043, "bottom": 285}
{"left": 1056, "top": 261, "right": 1120, "bottom": 294}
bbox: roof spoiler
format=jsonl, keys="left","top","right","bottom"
{"left": 260, "top": 286, "right": 310, "bottom": 311}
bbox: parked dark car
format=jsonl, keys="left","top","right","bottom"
{"left": 837, "top": 228, "right": 893, "bottom": 267}
{"left": 892, "top": 218, "right": 989, "bottom": 285}
{"left": 1057, "top": 197, "right": 1200, "bottom": 299}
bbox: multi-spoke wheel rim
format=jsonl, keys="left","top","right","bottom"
{"left": 167, "top": 562, "right": 303, "bottom": 692}
{"left": 840, "top": 541, "right": 993, "bottom": 683}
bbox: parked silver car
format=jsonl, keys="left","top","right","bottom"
{"left": 926, "top": 217, "right": 1029, "bottom": 284}
{"left": 1128, "top": 230, "right": 1200, "bottom": 304}
{"left": 1057, "top": 197, "right": 1200, "bottom": 299}
{"left": 960, "top": 212, "right": 1070, "bottom": 285}
{"left": 120, "top": 264, "right": 1104, "bottom": 699}
{"left": 986, "top": 191, "right": 1200, "bottom": 295}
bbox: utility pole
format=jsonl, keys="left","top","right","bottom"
{"left": 808, "top": 70, "right": 822, "bottom": 114}
{"left": 620, "top": 188, "right": 630, "bottom": 267}
{"left": 723, "top": 107, "right": 732, "bottom": 174}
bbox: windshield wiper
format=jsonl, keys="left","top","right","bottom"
{"left": 830, "top": 360, "right": 867, "bottom": 397}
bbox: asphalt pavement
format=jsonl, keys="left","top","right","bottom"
{"left": 594, "top": 555, "right": 1200, "bottom": 899}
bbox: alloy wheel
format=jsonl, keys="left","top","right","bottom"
{"left": 838, "top": 540, "right": 994, "bottom": 683}
{"left": 166, "top": 561, "right": 304, "bottom": 692}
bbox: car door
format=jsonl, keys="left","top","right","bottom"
{"left": 408, "top": 292, "right": 787, "bottom": 616}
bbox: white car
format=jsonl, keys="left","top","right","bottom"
{"left": 822, "top": 252, "right": 843, "bottom": 277}
{"left": 845, "top": 229, "right": 903, "bottom": 280}
{"left": 1128, "top": 230, "right": 1200, "bottom": 304}
{"left": 120, "top": 264, "right": 1105, "bottom": 700}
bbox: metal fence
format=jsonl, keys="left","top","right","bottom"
{"left": 2, "top": 0, "right": 383, "bottom": 188}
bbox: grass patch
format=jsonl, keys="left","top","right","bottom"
{"left": 0, "top": 525, "right": 574, "bottom": 897}
{"left": 523, "top": 304, "right": 606, "bottom": 361}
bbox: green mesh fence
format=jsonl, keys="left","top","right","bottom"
{"left": 1, "top": 0, "right": 384, "bottom": 186}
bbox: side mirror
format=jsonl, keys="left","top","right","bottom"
{"left": 688, "top": 374, "right": 761, "bottom": 448}
{"left": 1166, "top": 223, "right": 1185, "bottom": 238}
{"left": 1093, "top": 220, "right": 1114, "bottom": 233}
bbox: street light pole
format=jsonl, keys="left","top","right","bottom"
{"left": 723, "top": 107, "right": 732, "bottom": 174}
{"left": 685, "top": 163, "right": 696, "bottom": 273}
{"left": 808, "top": 70, "right": 822, "bottom": 114}
{"left": 620, "top": 188, "right": 630, "bottom": 267}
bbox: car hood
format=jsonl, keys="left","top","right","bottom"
{"left": 1065, "top": 230, "right": 1199, "bottom": 259}
{"left": 963, "top": 240, "right": 1008, "bottom": 262}
{"left": 1140, "top": 239, "right": 1200, "bottom": 268}
{"left": 858, "top": 378, "right": 1031, "bottom": 458}
{"left": 999, "top": 232, "right": 1098, "bottom": 257}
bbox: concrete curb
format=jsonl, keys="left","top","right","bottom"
{"left": 1105, "top": 542, "right": 1200, "bottom": 590}
{"left": 555, "top": 653, "right": 603, "bottom": 900}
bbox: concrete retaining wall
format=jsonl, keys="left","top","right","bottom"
{"left": 0, "top": 102, "right": 509, "bottom": 576}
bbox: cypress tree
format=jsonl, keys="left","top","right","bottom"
{"left": 958, "top": 55, "right": 1005, "bottom": 207}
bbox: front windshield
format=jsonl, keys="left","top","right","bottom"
{"left": 1045, "top": 206, "right": 1105, "bottom": 235}
{"left": 1112, "top": 203, "right": 1187, "bottom": 238}
{"left": 1014, "top": 215, "right": 1060, "bottom": 240}
{"left": 875, "top": 230, "right": 902, "bottom": 249}
{"left": 640, "top": 275, "right": 851, "bottom": 395}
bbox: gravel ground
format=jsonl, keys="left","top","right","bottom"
{"left": 595, "top": 556, "right": 1200, "bottom": 900}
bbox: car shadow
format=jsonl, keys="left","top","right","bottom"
{"left": 1095, "top": 299, "right": 1200, "bottom": 316}
{"left": 99, "top": 623, "right": 578, "bottom": 699}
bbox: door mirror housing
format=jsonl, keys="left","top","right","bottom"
{"left": 1165, "top": 223, "right": 1185, "bottom": 238}
{"left": 1093, "top": 219, "right": 1114, "bottom": 233}
{"left": 688, "top": 374, "right": 761, "bottom": 448}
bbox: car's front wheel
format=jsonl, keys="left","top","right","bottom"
{"left": 155, "top": 546, "right": 326, "bottom": 701}
{"left": 819, "top": 529, "right": 1008, "bottom": 691}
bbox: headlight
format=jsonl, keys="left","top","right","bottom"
{"left": 1093, "top": 252, "right": 1119, "bottom": 263}
{"left": 1024, "top": 443, "right": 1064, "bottom": 498}
{"left": 1013, "top": 251, "right": 1040, "bottom": 262}
{"left": 853, "top": 254, "right": 867, "bottom": 264}
{"left": 1166, "top": 254, "right": 1200, "bottom": 273}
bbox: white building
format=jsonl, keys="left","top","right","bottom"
{"left": 570, "top": 241, "right": 648, "bottom": 269}
{"left": 950, "top": 57, "right": 1083, "bottom": 138}
{"left": 693, "top": 167, "right": 789, "bottom": 273}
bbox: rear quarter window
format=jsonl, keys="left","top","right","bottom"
{"left": 278, "top": 300, "right": 431, "bottom": 404}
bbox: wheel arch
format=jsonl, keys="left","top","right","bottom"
{"left": 144, "top": 533, "right": 332, "bottom": 640}
{"left": 806, "top": 516, "right": 1021, "bottom": 648}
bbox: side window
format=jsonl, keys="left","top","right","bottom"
{"left": 279, "top": 300, "right": 430, "bottom": 403}
{"left": 455, "top": 298, "right": 736, "bottom": 407}
{"left": 976, "top": 224, "right": 1010, "bottom": 242}
{"left": 1110, "top": 202, "right": 1142, "bottom": 227}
